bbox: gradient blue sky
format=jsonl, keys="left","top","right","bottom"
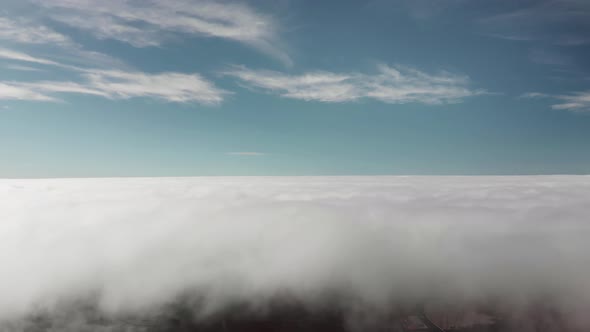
{"left": 1, "top": 0, "right": 590, "bottom": 177}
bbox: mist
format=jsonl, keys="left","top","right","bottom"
{"left": 1, "top": 176, "right": 590, "bottom": 331}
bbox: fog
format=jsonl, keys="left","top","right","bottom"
{"left": 1, "top": 176, "right": 590, "bottom": 331}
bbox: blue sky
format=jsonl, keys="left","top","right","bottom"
{"left": 1, "top": 0, "right": 589, "bottom": 177}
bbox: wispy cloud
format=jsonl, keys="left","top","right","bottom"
{"left": 0, "top": 15, "right": 132, "bottom": 70}
{"left": 226, "top": 152, "right": 267, "bottom": 156}
{"left": 3, "top": 64, "right": 45, "bottom": 72}
{"left": 80, "top": 70, "right": 228, "bottom": 104}
{"left": 225, "top": 64, "right": 484, "bottom": 105}
{"left": 33, "top": 0, "right": 291, "bottom": 65}
{"left": 520, "top": 92, "right": 550, "bottom": 99}
{"left": 0, "top": 48, "right": 64, "bottom": 67}
{"left": 0, "top": 17, "right": 72, "bottom": 45}
{"left": 529, "top": 48, "right": 572, "bottom": 66}
{"left": 0, "top": 82, "right": 57, "bottom": 102}
{"left": 551, "top": 92, "right": 590, "bottom": 112}
{"left": 480, "top": 0, "right": 590, "bottom": 46}
{"left": 0, "top": 48, "right": 226, "bottom": 104}
{"left": 0, "top": 70, "right": 227, "bottom": 105}
{"left": 521, "top": 91, "right": 590, "bottom": 112}
{"left": 0, "top": 46, "right": 117, "bottom": 72}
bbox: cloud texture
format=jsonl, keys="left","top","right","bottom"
{"left": 33, "top": 0, "right": 290, "bottom": 65}
{"left": 225, "top": 64, "right": 483, "bottom": 104}
{"left": 1, "top": 176, "right": 590, "bottom": 330}
{"left": 0, "top": 48, "right": 227, "bottom": 104}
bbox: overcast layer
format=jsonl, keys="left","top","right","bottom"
{"left": 1, "top": 176, "right": 590, "bottom": 330}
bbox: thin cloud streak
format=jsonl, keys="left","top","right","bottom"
{"left": 0, "top": 71, "right": 227, "bottom": 105}
{"left": 480, "top": 0, "right": 590, "bottom": 46}
{"left": 226, "top": 152, "right": 267, "bottom": 156}
{"left": 522, "top": 91, "right": 590, "bottom": 112}
{"left": 0, "top": 48, "right": 65, "bottom": 67}
{"left": 551, "top": 92, "right": 590, "bottom": 112}
{"left": 520, "top": 92, "right": 550, "bottom": 99}
{"left": 225, "top": 64, "right": 485, "bottom": 105}
{"left": 3, "top": 64, "right": 45, "bottom": 72}
{"left": 0, "top": 47, "right": 102, "bottom": 72}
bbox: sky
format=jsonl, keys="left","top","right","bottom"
{"left": 0, "top": 0, "right": 590, "bottom": 177}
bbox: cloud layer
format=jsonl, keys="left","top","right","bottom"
{"left": 1, "top": 176, "right": 590, "bottom": 330}
{"left": 226, "top": 64, "right": 484, "bottom": 104}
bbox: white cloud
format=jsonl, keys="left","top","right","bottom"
{"left": 16, "top": 81, "right": 111, "bottom": 98}
{"left": 225, "top": 64, "right": 484, "bottom": 104}
{"left": 520, "top": 92, "right": 550, "bottom": 99}
{"left": 82, "top": 70, "right": 228, "bottom": 104}
{"left": 551, "top": 91, "right": 590, "bottom": 112}
{"left": 0, "top": 48, "right": 64, "bottom": 67}
{"left": 0, "top": 82, "right": 57, "bottom": 101}
{"left": 3, "top": 64, "right": 45, "bottom": 72}
{"left": 0, "top": 17, "right": 72, "bottom": 45}
{"left": 521, "top": 91, "right": 590, "bottom": 112}
{"left": 34, "top": 0, "right": 291, "bottom": 65}
{"left": 0, "top": 17, "right": 145, "bottom": 70}
{"left": 1, "top": 176, "right": 590, "bottom": 330}
{"left": 0, "top": 47, "right": 226, "bottom": 104}
{"left": 226, "top": 152, "right": 267, "bottom": 156}
{"left": 227, "top": 67, "right": 358, "bottom": 102}
{"left": 0, "top": 70, "right": 227, "bottom": 105}
{"left": 0, "top": 46, "right": 113, "bottom": 72}
{"left": 480, "top": 0, "right": 590, "bottom": 45}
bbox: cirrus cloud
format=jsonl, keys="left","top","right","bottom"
{"left": 0, "top": 82, "right": 57, "bottom": 101}
{"left": 0, "top": 70, "right": 227, "bottom": 105}
{"left": 224, "top": 64, "right": 486, "bottom": 105}
{"left": 33, "top": 0, "right": 291, "bottom": 66}
{"left": 522, "top": 90, "right": 590, "bottom": 113}
{"left": 226, "top": 152, "right": 267, "bottom": 156}
{"left": 480, "top": 0, "right": 590, "bottom": 46}
{"left": 0, "top": 48, "right": 65, "bottom": 67}
{"left": 0, "top": 17, "right": 72, "bottom": 46}
{"left": 0, "top": 48, "right": 227, "bottom": 105}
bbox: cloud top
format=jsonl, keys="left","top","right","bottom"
{"left": 1, "top": 176, "right": 590, "bottom": 330}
